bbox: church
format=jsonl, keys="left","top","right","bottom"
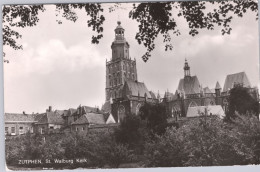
{"left": 163, "top": 59, "right": 259, "bottom": 118}
{"left": 102, "top": 21, "right": 158, "bottom": 122}
{"left": 102, "top": 21, "right": 259, "bottom": 122}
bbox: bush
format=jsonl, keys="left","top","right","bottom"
{"left": 144, "top": 115, "right": 260, "bottom": 167}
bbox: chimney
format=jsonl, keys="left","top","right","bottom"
{"left": 23, "top": 111, "right": 26, "bottom": 115}
{"left": 48, "top": 106, "right": 52, "bottom": 112}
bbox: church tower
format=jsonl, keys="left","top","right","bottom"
{"left": 184, "top": 59, "right": 191, "bottom": 77}
{"left": 105, "top": 21, "right": 138, "bottom": 101}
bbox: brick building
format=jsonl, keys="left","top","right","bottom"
{"left": 102, "top": 21, "right": 158, "bottom": 122}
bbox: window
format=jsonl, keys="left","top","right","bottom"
{"left": 76, "top": 127, "right": 78, "bottom": 131}
{"left": 30, "top": 127, "right": 34, "bottom": 133}
{"left": 82, "top": 127, "right": 85, "bottom": 131}
{"left": 41, "top": 128, "right": 45, "bottom": 134}
{"left": 74, "top": 115, "right": 77, "bottom": 122}
{"left": 25, "top": 127, "right": 29, "bottom": 133}
{"left": 50, "top": 126, "right": 54, "bottom": 129}
{"left": 11, "top": 127, "right": 15, "bottom": 135}
{"left": 5, "top": 127, "right": 8, "bottom": 135}
{"left": 19, "top": 127, "right": 24, "bottom": 135}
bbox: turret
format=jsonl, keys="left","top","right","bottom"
{"left": 215, "top": 81, "right": 222, "bottom": 97}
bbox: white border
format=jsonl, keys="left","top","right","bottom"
{"left": 1, "top": 0, "right": 260, "bottom": 172}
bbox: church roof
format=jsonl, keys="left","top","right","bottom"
{"left": 125, "top": 80, "right": 151, "bottom": 98}
{"left": 223, "top": 72, "right": 251, "bottom": 92}
{"left": 177, "top": 76, "right": 201, "bottom": 95}
{"left": 101, "top": 101, "right": 111, "bottom": 113}
{"left": 149, "top": 91, "right": 157, "bottom": 99}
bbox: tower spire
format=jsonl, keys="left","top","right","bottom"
{"left": 184, "top": 59, "right": 191, "bottom": 77}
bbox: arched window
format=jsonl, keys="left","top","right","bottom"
{"left": 136, "top": 103, "right": 142, "bottom": 115}
{"left": 118, "top": 105, "right": 126, "bottom": 123}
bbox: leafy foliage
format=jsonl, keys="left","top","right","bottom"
{"left": 144, "top": 115, "right": 260, "bottom": 167}
{"left": 5, "top": 131, "right": 133, "bottom": 169}
{"left": 129, "top": 1, "right": 258, "bottom": 61}
{"left": 139, "top": 103, "right": 168, "bottom": 135}
{"left": 5, "top": 113, "right": 260, "bottom": 168}
{"left": 2, "top": 1, "right": 258, "bottom": 62}
{"left": 2, "top": 5, "right": 45, "bottom": 56}
{"left": 115, "top": 114, "right": 149, "bottom": 154}
{"left": 226, "top": 86, "right": 259, "bottom": 121}
{"left": 55, "top": 4, "right": 105, "bottom": 44}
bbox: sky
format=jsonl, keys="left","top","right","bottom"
{"left": 3, "top": 2, "right": 259, "bottom": 114}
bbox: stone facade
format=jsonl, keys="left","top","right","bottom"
{"left": 163, "top": 60, "right": 259, "bottom": 118}
{"left": 105, "top": 21, "right": 138, "bottom": 101}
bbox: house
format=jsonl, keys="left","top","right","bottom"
{"left": 5, "top": 112, "right": 38, "bottom": 135}
{"left": 71, "top": 112, "right": 116, "bottom": 135}
{"left": 34, "top": 108, "right": 64, "bottom": 134}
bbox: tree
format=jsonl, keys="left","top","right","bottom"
{"left": 115, "top": 114, "right": 148, "bottom": 154}
{"left": 139, "top": 103, "right": 168, "bottom": 135}
{"left": 3, "top": 1, "right": 258, "bottom": 62}
{"left": 226, "top": 86, "right": 259, "bottom": 121}
{"left": 144, "top": 115, "right": 260, "bottom": 167}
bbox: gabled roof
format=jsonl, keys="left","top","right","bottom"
{"left": 186, "top": 105, "right": 225, "bottom": 119}
{"left": 223, "top": 72, "right": 251, "bottom": 92}
{"left": 203, "top": 87, "right": 212, "bottom": 94}
{"left": 125, "top": 80, "right": 151, "bottom": 98}
{"left": 72, "top": 113, "right": 106, "bottom": 125}
{"left": 5, "top": 113, "right": 37, "bottom": 122}
{"left": 177, "top": 76, "right": 201, "bottom": 95}
{"left": 71, "top": 114, "right": 89, "bottom": 125}
{"left": 82, "top": 106, "right": 98, "bottom": 113}
{"left": 101, "top": 101, "right": 111, "bottom": 113}
{"left": 55, "top": 110, "right": 69, "bottom": 117}
{"left": 38, "top": 111, "right": 64, "bottom": 125}
{"left": 68, "top": 108, "right": 77, "bottom": 116}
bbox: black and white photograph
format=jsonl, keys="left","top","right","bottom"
{"left": 2, "top": 0, "right": 260, "bottom": 170}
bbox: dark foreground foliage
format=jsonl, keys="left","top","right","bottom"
{"left": 6, "top": 112, "right": 260, "bottom": 169}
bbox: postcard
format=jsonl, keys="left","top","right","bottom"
{"left": 2, "top": 0, "right": 260, "bottom": 170}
